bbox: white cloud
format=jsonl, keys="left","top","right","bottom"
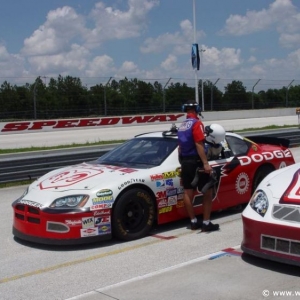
{"left": 22, "top": 6, "right": 87, "bottom": 56}
{"left": 248, "top": 56, "right": 257, "bottom": 63}
{"left": 140, "top": 19, "right": 205, "bottom": 55}
{"left": 220, "top": 0, "right": 298, "bottom": 37}
{"left": 86, "top": 0, "right": 159, "bottom": 46}
{"left": 27, "top": 44, "right": 90, "bottom": 74}
{"left": 251, "top": 65, "right": 266, "bottom": 76}
{"left": 0, "top": 45, "right": 25, "bottom": 77}
{"left": 119, "top": 61, "right": 139, "bottom": 73}
{"left": 204, "top": 47, "right": 242, "bottom": 70}
{"left": 161, "top": 54, "right": 178, "bottom": 71}
{"left": 85, "top": 55, "right": 116, "bottom": 77}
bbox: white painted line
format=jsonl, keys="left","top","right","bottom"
{"left": 66, "top": 245, "right": 241, "bottom": 299}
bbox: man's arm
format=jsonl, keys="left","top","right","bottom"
{"left": 195, "top": 141, "right": 212, "bottom": 173}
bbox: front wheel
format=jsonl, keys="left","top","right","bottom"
{"left": 112, "top": 188, "right": 155, "bottom": 241}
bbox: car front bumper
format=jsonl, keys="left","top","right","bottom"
{"left": 241, "top": 215, "right": 300, "bottom": 267}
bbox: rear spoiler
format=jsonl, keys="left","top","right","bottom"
{"left": 245, "top": 136, "right": 290, "bottom": 148}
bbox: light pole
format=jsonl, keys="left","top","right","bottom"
{"left": 104, "top": 77, "right": 112, "bottom": 116}
{"left": 192, "top": 0, "right": 199, "bottom": 104}
{"left": 163, "top": 77, "right": 172, "bottom": 113}
{"left": 200, "top": 48, "right": 205, "bottom": 111}
{"left": 286, "top": 79, "right": 294, "bottom": 107}
{"left": 252, "top": 79, "right": 261, "bottom": 109}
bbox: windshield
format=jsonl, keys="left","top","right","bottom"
{"left": 96, "top": 137, "right": 178, "bottom": 168}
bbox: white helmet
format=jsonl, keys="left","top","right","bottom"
{"left": 205, "top": 124, "right": 225, "bottom": 144}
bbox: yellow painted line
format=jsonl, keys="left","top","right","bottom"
{"left": 0, "top": 232, "right": 192, "bottom": 284}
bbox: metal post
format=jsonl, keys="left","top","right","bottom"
{"left": 210, "top": 78, "right": 220, "bottom": 111}
{"left": 200, "top": 49, "right": 205, "bottom": 111}
{"left": 104, "top": 77, "right": 112, "bottom": 116}
{"left": 193, "top": 0, "right": 199, "bottom": 104}
{"left": 33, "top": 80, "right": 37, "bottom": 119}
{"left": 163, "top": 77, "right": 172, "bottom": 113}
{"left": 252, "top": 79, "right": 261, "bottom": 109}
{"left": 286, "top": 79, "right": 294, "bottom": 107}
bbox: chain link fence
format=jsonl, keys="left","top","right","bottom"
{"left": 0, "top": 77, "right": 299, "bottom": 120}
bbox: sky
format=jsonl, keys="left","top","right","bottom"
{"left": 0, "top": 0, "right": 300, "bottom": 90}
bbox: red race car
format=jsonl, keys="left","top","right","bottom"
{"left": 12, "top": 125, "right": 295, "bottom": 244}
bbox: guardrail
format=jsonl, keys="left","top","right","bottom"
{"left": 0, "top": 129, "right": 299, "bottom": 184}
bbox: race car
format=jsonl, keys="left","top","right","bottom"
{"left": 241, "top": 162, "right": 300, "bottom": 267}
{"left": 12, "top": 125, "right": 295, "bottom": 245}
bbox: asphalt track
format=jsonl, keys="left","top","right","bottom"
{"left": 1, "top": 115, "right": 300, "bottom": 300}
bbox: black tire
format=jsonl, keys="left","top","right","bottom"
{"left": 112, "top": 188, "right": 155, "bottom": 241}
{"left": 252, "top": 165, "right": 274, "bottom": 193}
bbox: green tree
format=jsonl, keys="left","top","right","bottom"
{"left": 222, "top": 80, "right": 248, "bottom": 110}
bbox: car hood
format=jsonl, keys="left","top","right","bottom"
{"left": 263, "top": 163, "right": 300, "bottom": 199}
{"left": 32, "top": 162, "right": 143, "bottom": 191}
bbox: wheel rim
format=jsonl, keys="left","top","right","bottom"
{"left": 121, "top": 199, "right": 146, "bottom": 232}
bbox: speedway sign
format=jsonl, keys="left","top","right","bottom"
{"left": 0, "top": 114, "right": 185, "bottom": 134}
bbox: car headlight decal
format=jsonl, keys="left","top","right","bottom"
{"left": 249, "top": 190, "right": 269, "bottom": 217}
{"left": 50, "top": 195, "right": 89, "bottom": 208}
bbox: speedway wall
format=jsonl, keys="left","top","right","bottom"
{"left": 0, "top": 107, "right": 296, "bottom": 135}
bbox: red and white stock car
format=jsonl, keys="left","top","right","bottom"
{"left": 12, "top": 125, "right": 295, "bottom": 245}
{"left": 242, "top": 162, "right": 300, "bottom": 267}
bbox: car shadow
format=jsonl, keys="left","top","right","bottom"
{"left": 150, "top": 204, "right": 245, "bottom": 236}
{"left": 241, "top": 252, "right": 300, "bottom": 277}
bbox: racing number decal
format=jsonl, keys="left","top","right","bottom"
{"left": 39, "top": 167, "right": 104, "bottom": 189}
{"left": 280, "top": 168, "right": 300, "bottom": 205}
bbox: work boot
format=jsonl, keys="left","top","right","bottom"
{"left": 202, "top": 222, "right": 219, "bottom": 232}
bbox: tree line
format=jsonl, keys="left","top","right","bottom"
{"left": 0, "top": 75, "right": 299, "bottom": 120}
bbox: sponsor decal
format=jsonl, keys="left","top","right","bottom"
{"left": 176, "top": 200, "right": 184, "bottom": 208}
{"left": 18, "top": 199, "right": 43, "bottom": 208}
{"left": 238, "top": 149, "right": 292, "bottom": 166}
{"left": 82, "top": 217, "right": 94, "bottom": 228}
{"left": 178, "top": 120, "right": 193, "bottom": 131}
{"left": 157, "top": 199, "right": 168, "bottom": 208}
{"left": 90, "top": 203, "right": 113, "bottom": 210}
{"left": 165, "top": 178, "right": 174, "bottom": 188}
{"left": 177, "top": 193, "right": 184, "bottom": 200}
{"left": 163, "top": 171, "right": 177, "bottom": 179}
{"left": 94, "top": 209, "right": 111, "bottom": 216}
{"left": 96, "top": 189, "right": 113, "bottom": 197}
{"left": 150, "top": 174, "right": 164, "bottom": 181}
{"left": 80, "top": 228, "right": 98, "bottom": 237}
{"left": 159, "top": 206, "right": 172, "bottom": 214}
{"left": 166, "top": 188, "right": 177, "bottom": 197}
{"left": 118, "top": 178, "right": 145, "bottom": 190}
{"left": 155, "top": 180, "right": 165, "bottom": 188}
{"left": 92, "top": 197, "right": 114, "bottom": 204}
{"left": 95, "top": 216, "right": 111, "bottom": 225}
{"left": 156, "top": 190, "right": 166, "bottom": 200}
{"left": 252, "top": 145, "right": 258, "bottom": 151}
{"left": 65, "top": 219, "right": 82, "bottom": 226}
{"left": 235, "top": 173, "right": 250, "bottom": 194}
{"left": 1, "top": 114, "right": 184, "bottom": 133}
{"left": 177, "top": 187, "right": 184, "bottom": 194}
{"left": 168, "top": 196, "right": 177, "bottom": 206}
{"left": 98, "top": 224, "right": 111, "bottom": 234}
{"left": 105, "top": 166, "right": 137, "bottom": 173}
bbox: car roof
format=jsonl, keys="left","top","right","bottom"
{"left": 134, "top": 126, "right": 242, "bottom": 140}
